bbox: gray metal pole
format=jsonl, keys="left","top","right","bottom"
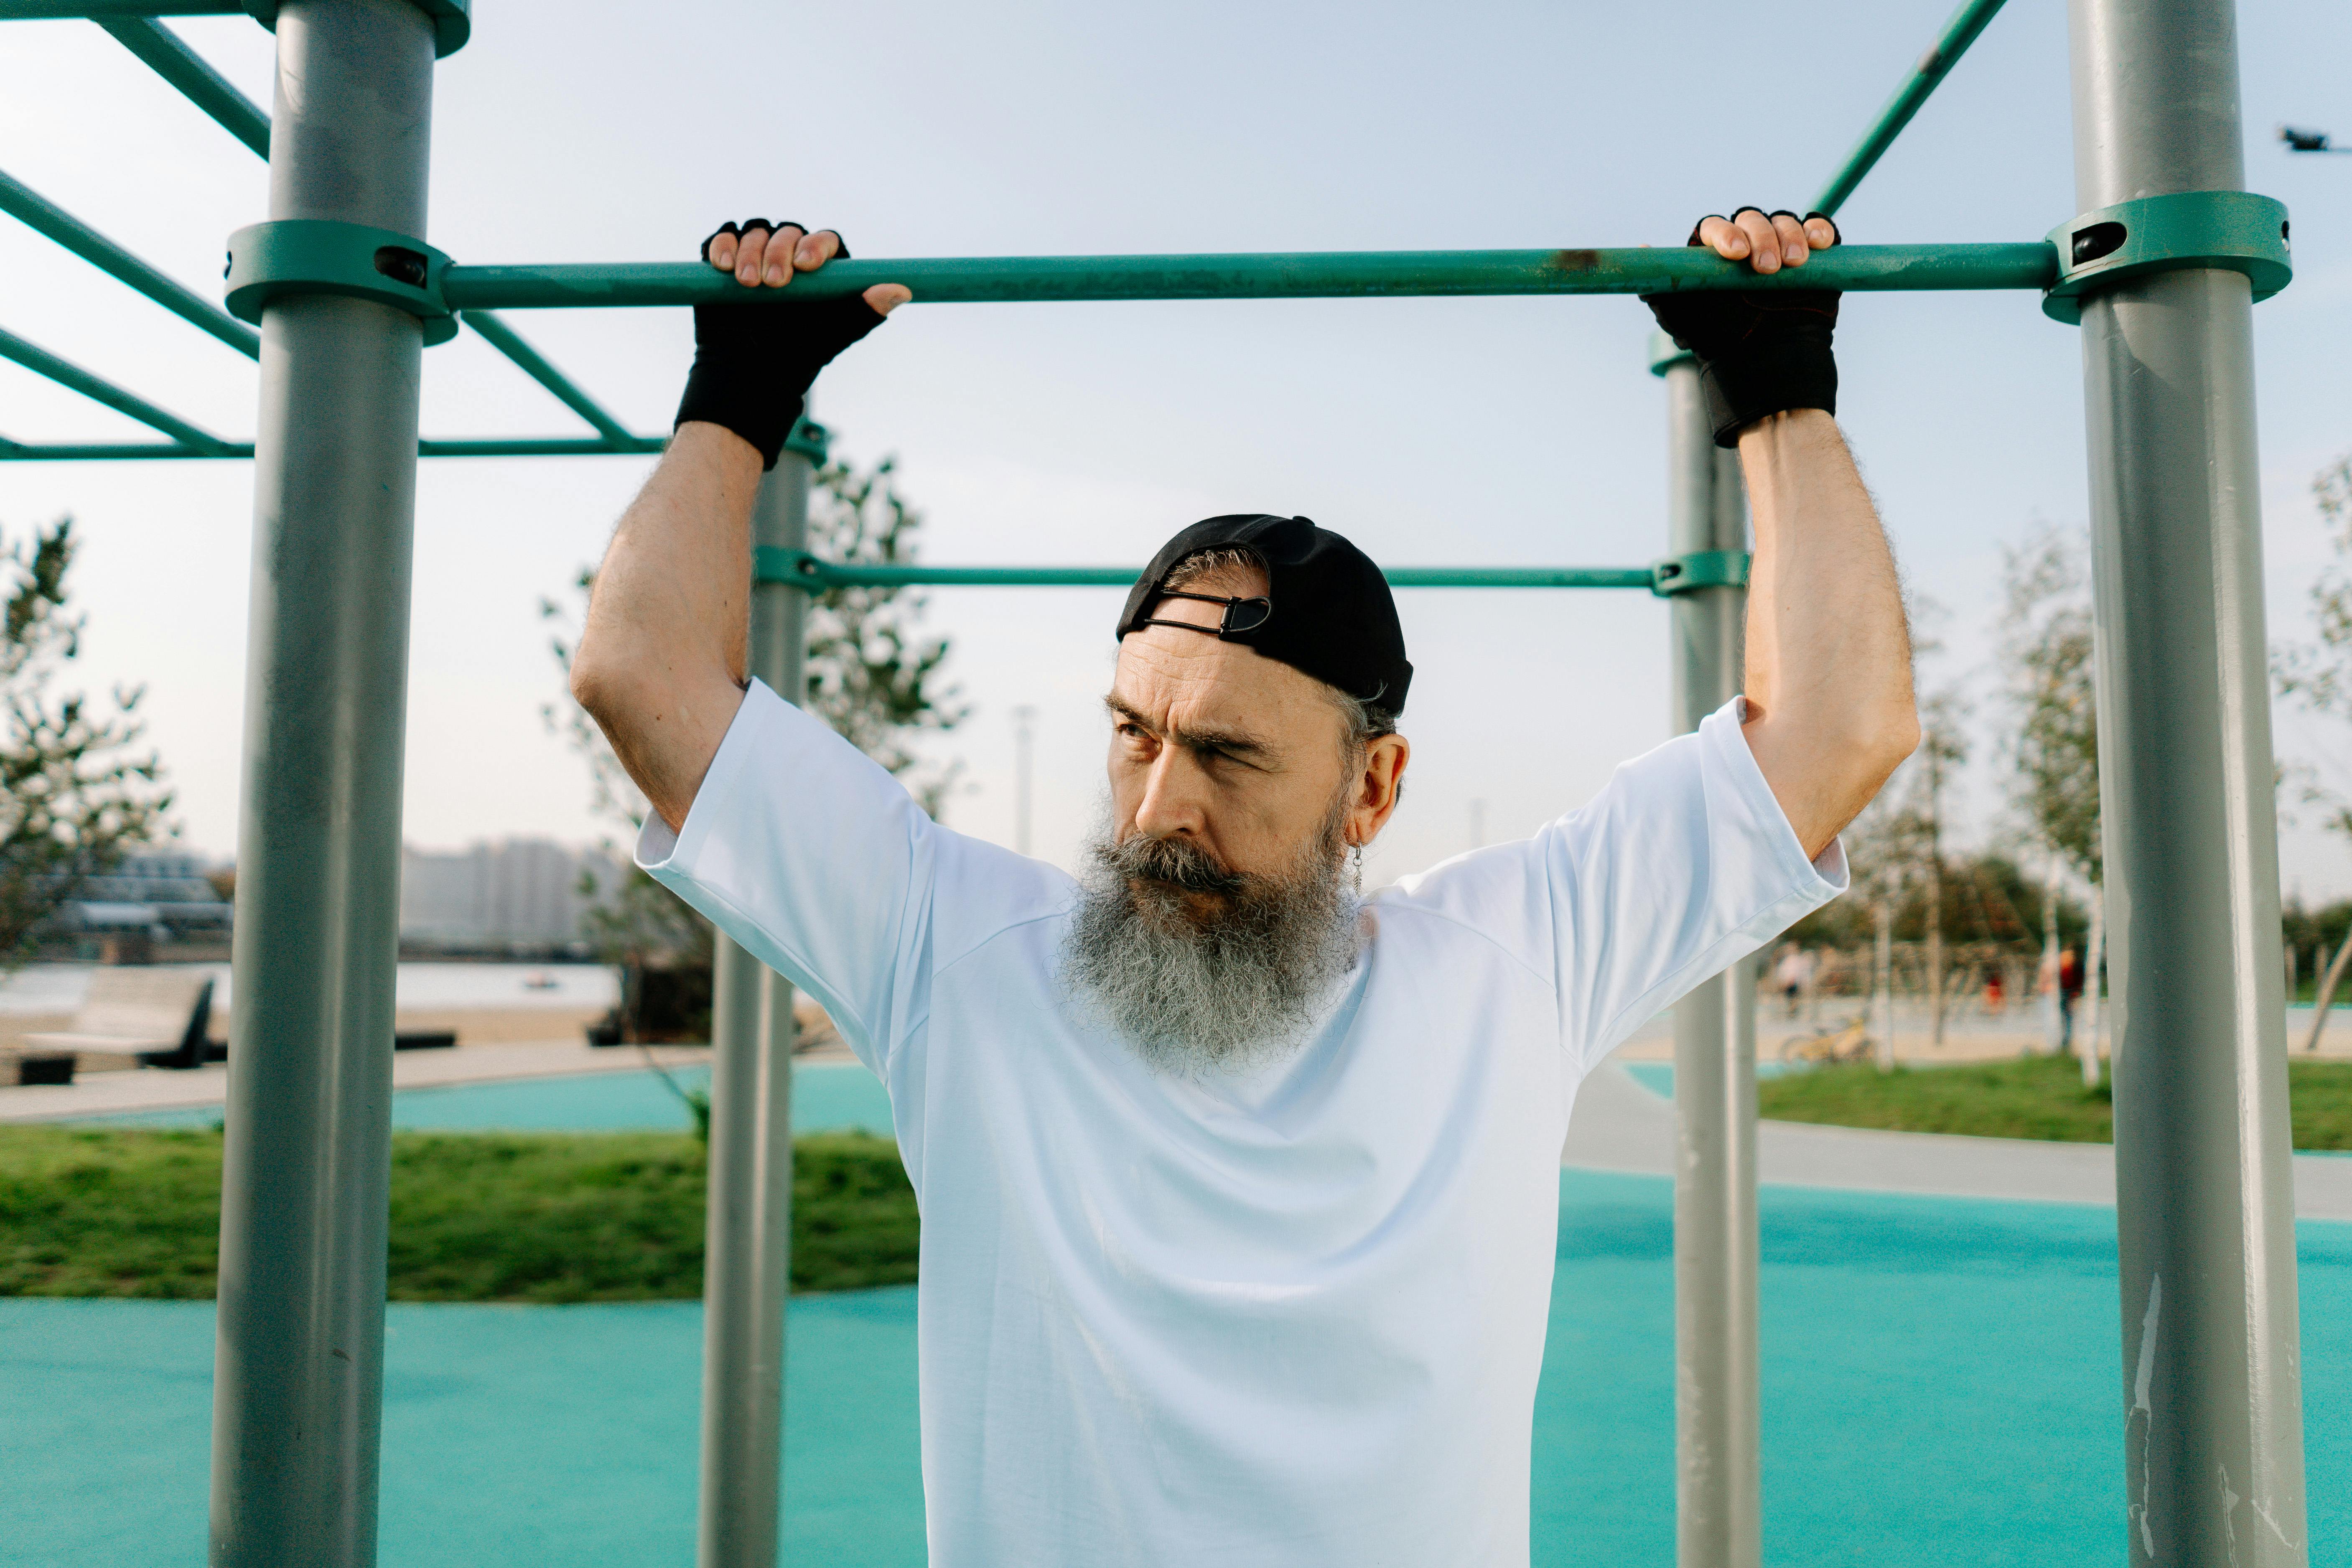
{"left": 207, "top": 3, "right": 433, "bottom": 1564}
{"left": 698, "top": 448, "right": 811, "bottom": 1568}
{"left": 1012, "top": 705, "right": 1037, "bottom": 856}
{"left": 1657, "top": 344, "right": 1759, "bottom": 1568}
{"left": 2067, "top": 0, "right": 2308, "bottom": 1560}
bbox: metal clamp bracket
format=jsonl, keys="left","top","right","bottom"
{"left": 1651, "top": 550, "right": 1750, "bottom": 597}
{"left": 237, "top": 0, "right": 471, "bottom": 58}
{"left": 225, "top": 220, "right": 457, "bottom": 345}
{"left": 782, "top": 416, "right": 830, "bottom": 465}
{"left": 1646, "top": 329, "right": 1695, "bottom": 377}
{"left": 2041, "top": 190, "right": 2290, "bottom": 324}
{"left": 756, "top": 549, "right": 842, "bottom": 590}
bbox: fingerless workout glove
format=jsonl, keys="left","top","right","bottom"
{"left": 1643, "top": 209, "right": 1840, "bottom": 448}
{"left": 674, "top": 219, "right": 888, "bottom": 470}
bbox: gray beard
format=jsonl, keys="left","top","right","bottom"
{"left": 1061, "top": 798, "right": 1365, "bottom": 1078}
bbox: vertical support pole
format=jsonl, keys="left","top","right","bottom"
{"left": 1012, "top": 705, "right": 1037, "bottom": 857}
{"left": 698, "top": 429, "right": 815, "bottom": 1568}
{"left": 206, "top": 4, "right": 432, "bottom": 1564}
{"left": 1654, "top": 337, "right": 1758, "bottom": 1568}
{"left": 2067, "top": 0, "right": 2308, "bottom": 1561}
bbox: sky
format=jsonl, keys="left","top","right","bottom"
{"left": 3, "top": 0, "right": 2351, "bottom": 900}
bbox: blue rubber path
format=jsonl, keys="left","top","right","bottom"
{"left": 8, "top": 1171, "right": 2348, "bottom": 1564}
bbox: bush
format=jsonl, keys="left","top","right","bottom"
{"left": 0, "top": 1126, "right": 917, "bottom": 1302}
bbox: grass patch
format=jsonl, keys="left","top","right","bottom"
{"left": 1757, "top": 1052, "right": 2352, "bottom": 1150}
{"left": 0, "top": 1127, "right": 916, "bottom": 1302}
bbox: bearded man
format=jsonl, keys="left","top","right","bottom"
{"left": 570, "top": 206, "right": 1916, "bottom": 1567}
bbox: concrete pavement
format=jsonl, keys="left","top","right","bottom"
{"left": 1564, "top": 1060, "right": 2352, "bottom": 1222}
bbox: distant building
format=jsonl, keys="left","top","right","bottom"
{"left": 399, "top": 838, "right": 624, "bottom": 951}
{"left": 52, "top": 850, "right": 233, "bottom": 938}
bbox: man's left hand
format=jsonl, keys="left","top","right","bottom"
{"left": 1691, "top": 208, "right": 1837, "bottom": 273}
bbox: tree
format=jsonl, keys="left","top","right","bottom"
{"left": 543, "top": 449, "right": 965, "bottom": 1039}
{"left": 1906, "top": 688, "right": 1970, "bottom": 1049}
{"left": 1838, "top": 790, "right": 1919, "bottom": 1072}
{"left": 0, "top": 517, "right": 173, "bottom": 967}
{"left": 2275, "top": 449, "right": 2352, "bottom": 1048}
{"left": 1871, "top": 590, "right": 1970, "bottom": 1051}
{"left": 2000, "top": 527, "right": 2102, "bottom": 1083}
{"left": 798, "top": 455, "right": 966, "bottom": 815}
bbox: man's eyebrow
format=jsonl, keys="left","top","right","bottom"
{"left": 1102, "top": 695, "right": 1272, "bottom": 758}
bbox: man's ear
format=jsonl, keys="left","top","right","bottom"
{"left": 1350, "top": 733, "right": 1411, "bottom": 845}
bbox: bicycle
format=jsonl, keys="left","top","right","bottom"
{"left": 1777, "top": 1015, "right": 1874, "bottom": 1068}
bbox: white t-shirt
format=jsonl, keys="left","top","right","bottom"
{"left": 640, "top": 682, "right": 1845, "bottom": 1568}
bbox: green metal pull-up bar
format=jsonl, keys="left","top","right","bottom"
{"left": 430, "top": 243, "right": 2059, "bottom": 312}
{"left": 1, "top": 5, "right": 2316, "bottom": 1568}
{"left": 751, "top": 547, "right": 1750, "bottom": 597}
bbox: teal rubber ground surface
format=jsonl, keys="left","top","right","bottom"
{"left": 1622, "top": 1061, "right": 1794, "bottom": 1095}
{"left": 83, "top": 1060, "right": 896, "bottom": 1135}
{"left": 7, "top": 1171, "right": 2347, "bottom": 1564}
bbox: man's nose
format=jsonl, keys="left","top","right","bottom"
{"left": 1130, "top": 751, "right": 1208, "bottom": 841}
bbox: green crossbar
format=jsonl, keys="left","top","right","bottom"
{"left": 97, "top": 15, "right": 268, "bottom": 155}
{"left": 0, "top": 0, "right": 2056, "bottom": 469}
{"left": 0, "top": 2, "right": 245, "bottom": 15}
{"left": 442, "top": 243, "right": 2056, "bottom": 312}
{"left": 1813, "top": 0, "right": 2012, "bottom": 217}
{"left": 0, "top": 435, "right": 681, "bottom": 460}
{"left": 751, "top": 548, "right": 1740, "bottom": 597}
{"left": 0, "top": 165, "right": 259, "bottom": 358}
{"left": 36, "top": 33, "right": 647, "bottom": 447}
{"left": 456, "top": 311, "right": 636, "bottom": 447}
{"left": 0, "top": 324, "right": 228, "bottom": 452}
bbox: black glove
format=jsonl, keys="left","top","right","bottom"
{"left": 1643, "top": 208, "right": 1840, "bottom": 448}
{"left": 674, "top": 219, "right": 888, "bottom": 469}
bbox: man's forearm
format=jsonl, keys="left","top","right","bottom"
{"left": 570, "top": 420, "right": 766, "bottom": 832}
{"left": 1737, "top": 409, "right": 1918, "bottom": 858}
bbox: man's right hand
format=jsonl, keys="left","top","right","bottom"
{"left": 673, "top": 219, "right": 912, "bottom": 470}
{"left": 1643, "top": 206, "right": 1841, "bottom": 448}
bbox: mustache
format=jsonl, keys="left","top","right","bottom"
{"left": 1093, "top": 831, "right": 1246, "bottom": 898}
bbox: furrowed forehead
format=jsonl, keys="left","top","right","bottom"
{"left": 1102, "top": 690, "right": 1268, "bottom": 755}
{"left": 1109, "top": 629, "right": 1341, "bottom": 753}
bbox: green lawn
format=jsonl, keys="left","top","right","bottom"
{"left": 1758, "top": 1052, "right": 2352, "bottom": 1150}
{"left": 0, "top": 1127, "right": 917, "bottom": 1302}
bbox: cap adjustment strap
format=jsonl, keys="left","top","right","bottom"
{"left": 1133, "top": 589, "right": 1274, "bottom": 638}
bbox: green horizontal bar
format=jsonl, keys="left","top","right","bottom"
{"left": 418, "top": 435, "right": 664, "bottom": 457}
{"left": 0, "top": 434, "right": 672, "bottom": 459}
{"left": 0, "top": 165, "right": 260, "bottom": 359}
{"left": 753, "top": 549, "right": 1660, "bottom": 593}
{"left": 760, "top": 557, "right": 1137, "bottom": 588}
{"left": 96, "top": 15, "right": 268, "bottom": 155}
{"left": 1387, "top": 565, "right": 1655, "bottom": 590}
{"left": 79, "top": 34, "right": 641, "bottom": 447}
{"left": 0, "top": 323, "right": 229, "bottom": 451}
{"left": 0, "top": 1, "right": 243, "bottom": 14}
{"left": 443, "top": 242, "right": 2057, "bottom": 312}
{"left": 459, "top": 310, "right": 636, "bottom": 446}
{"left": 1814, "top": 0, "right": 2010, "bottom": 217}
{"left": 0, "top": 437, "right": 245, "bottom": 458}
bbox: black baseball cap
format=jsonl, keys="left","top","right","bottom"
{"left": 1115, "top": 514, "right": 1413, "bottom": 715}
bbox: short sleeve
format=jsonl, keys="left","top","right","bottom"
{"left": 636, "top": 680, "right": 939, "bottom": 1078}
{"left": 1384, "top": 697, "right": 1846, "bottom": 1075}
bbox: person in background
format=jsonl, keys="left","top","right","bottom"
{"left": 1773, "top": 941, "right": 1815, "bottom": 1019}
{"left": 2057, "top": 945, "right": 2084, "bottom": 1051}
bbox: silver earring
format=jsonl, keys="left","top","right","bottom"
{"left": 1350, "top": 841, "right": 1364, "bottom": 892}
